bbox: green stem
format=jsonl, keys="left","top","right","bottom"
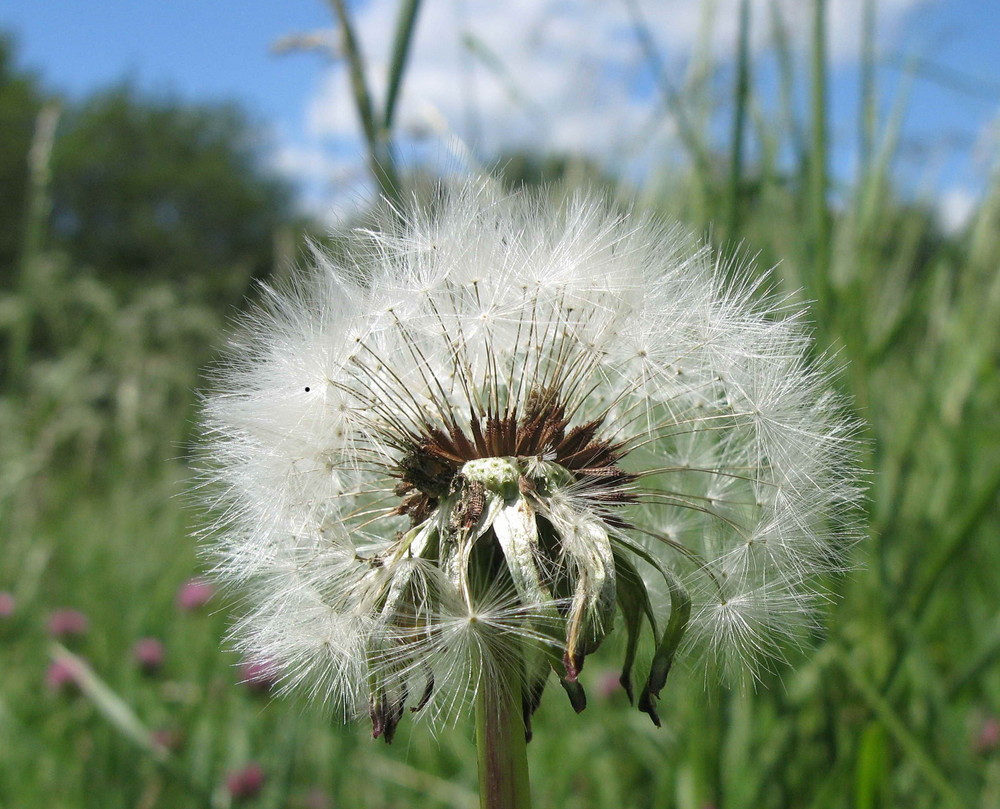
{"left": 726, "top": 0, "right": 751, "bottom": 239}
{"left": 858, "top": 0, "right": 877, "bottom": 176}
{"left": 382, "top": 0, "right": 422, "bottom": 131}
{"left": 621, "top": 0, "right": 713, "bottom": 214}
{"left": 809, "top": 0, "right": 831, "bottom": 305}
{"left": 326, "top": 0, "right": 401, "bottom": 204}
{"left": 10, "top": 102, "right": 60, "bottom": 386}
{"left": 475, "top": 678, "right": 532, "bottom": 809}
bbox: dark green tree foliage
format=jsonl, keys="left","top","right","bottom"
{"left": 0, "top": 36, "right": 42, "bottom": 276}
{"left": 490, "top": 152, "right": 614, "bottom": 192}
{"left": 49, "top": 85, "right": 293, "bottom": 300}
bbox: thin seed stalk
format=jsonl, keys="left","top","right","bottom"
{"left": 475, "top": 676, "right": 532, "bottom": 809}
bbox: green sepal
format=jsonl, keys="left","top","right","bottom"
{"left": 636, "top": 564, "right": 691, "bottom": 727}
{"left": 562, "top": 517, "right": 617, "bottom": 679}
{"left": 558, "top": 671, "right": 588, "bottom": 713}
{"left": 610, "top": 535, "right": 693, "bottom": 725}
{"left": 491, "top": 497, "right": 556, "bottom": 616}
{"left": 441, "top": 489, "right": 505, "bottom": 597}
{"left": 491, "top": 496, "right": 577, "bottom": 722}
{"left": 378, "top": 520, "right": 439, "bottom": 620}
{"left": 490, "top": 499, "right": 590, "bottom": 715}
{"left": 611, "top": 547, "right": 657, "bottom": 704}
{"left": 520, "top": 648, "right": 550, "bottom": 741}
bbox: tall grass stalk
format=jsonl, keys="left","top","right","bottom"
{"left": 9, "top": 102, "right": 59, "bottom": 385}
{"left": 767, "top": 2, "right": 805, "bottom": 170}
{"left": 726, "top": 0, "right": 752, "bottom": 237}
{"left": 859, "top": 0, "right": 877, "bottom": 175}
{"left": 325, "top": 0, "right": 424, "bottom": 204}
{"left": 622, "top": 0, "right": 713, "bottom": 213}
{"left": 809, "top": 0, "right": 830, "bottom": 302}
{"left": 327, "top": 0, "right": 400, "bottom": 203}
{"left": 383, "top": 0, "right": 422, "bottom": 130}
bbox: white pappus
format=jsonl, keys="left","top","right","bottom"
{"left": 198, "top": 180, "right": 862, "bottom": 742}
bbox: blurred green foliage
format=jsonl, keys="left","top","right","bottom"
{"left": 0, "top": 37, "right": 296, "bottom": 306}
{"left": 0, "top": 36, "right": 305, "bottom": 487}
{"left": 2, "top": 4, "right": 1000, "bottom": 808}
{"left": 49, "top": 86, "right": 292, "bottom": 301}
{"left": 0, "top": 35, "right": 42, "bottom": 272}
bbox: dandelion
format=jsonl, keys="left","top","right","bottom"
{"left": 199, "top": 181, "right": 861, "bottom": 808}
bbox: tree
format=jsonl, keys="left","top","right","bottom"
{"left": 0, "top": 36, "right": 43, "bottom": 276}
{"left": 49, "top": 85, "right": 294, "bottom": 300}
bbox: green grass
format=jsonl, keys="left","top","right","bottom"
{"left": 3, "top": 1, "right": 1000, "bottom": 807}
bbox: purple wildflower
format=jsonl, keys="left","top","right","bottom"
{"left": 240, "top": 659, "right": 279, "bottom": 693}
{"left": 47, "top": 609, "right": 88, "bottom": 639}
{"left": 151, "top": 728, "right": 183, "bottom": 752}
{"left": 301, "top": 789, "right": 332, "bottom": 809}
{"left": 974, "top": 716, "right": 1000, "bottom": 756}
{"left": 176, "top": 578, "right": 215, "bottom": 612}
{"left": 226, "top": 763, "right": 266, "bottom": 801}
{"left": 45, "top": 658, "right": 81, "bottom": 693}
{"left": 133, "top": 637, "right": 166, "bottom": 674}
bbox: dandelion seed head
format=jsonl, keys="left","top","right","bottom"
{"left": 199, "top": 179, "right": 863, "bottom": 738}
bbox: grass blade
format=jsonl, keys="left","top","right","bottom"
{"left": 839, "top": 656, "right": 965, "bottom": 809}
{"left": 326, "top": 0, "right": 400, "bottom": 202}
{"left": 382, "top": 0, "right": 422, "bottom": 131}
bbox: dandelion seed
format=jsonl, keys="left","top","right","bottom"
{"left": 198, "top": 180, "right": 861, "bottom": 745}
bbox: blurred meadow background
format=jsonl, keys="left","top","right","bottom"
{"left": 2, "top": 1, "right": 999, "bottom": 807}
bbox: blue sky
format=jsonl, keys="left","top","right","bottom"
{"left": 3, "top": 0, "right": 998, "bottom": 226}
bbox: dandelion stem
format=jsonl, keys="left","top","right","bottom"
{"left": 475, "top": 676, "right": 532, "bottom": 809}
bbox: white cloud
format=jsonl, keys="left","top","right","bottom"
{"left": 269, "top": 142, "right": 370, "bottom": 223}
{"left": 938, "top": 185, "right": 977, "bottom": 234}
{"left": 279, "top": 0, "right": 932, "bottom": 209}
